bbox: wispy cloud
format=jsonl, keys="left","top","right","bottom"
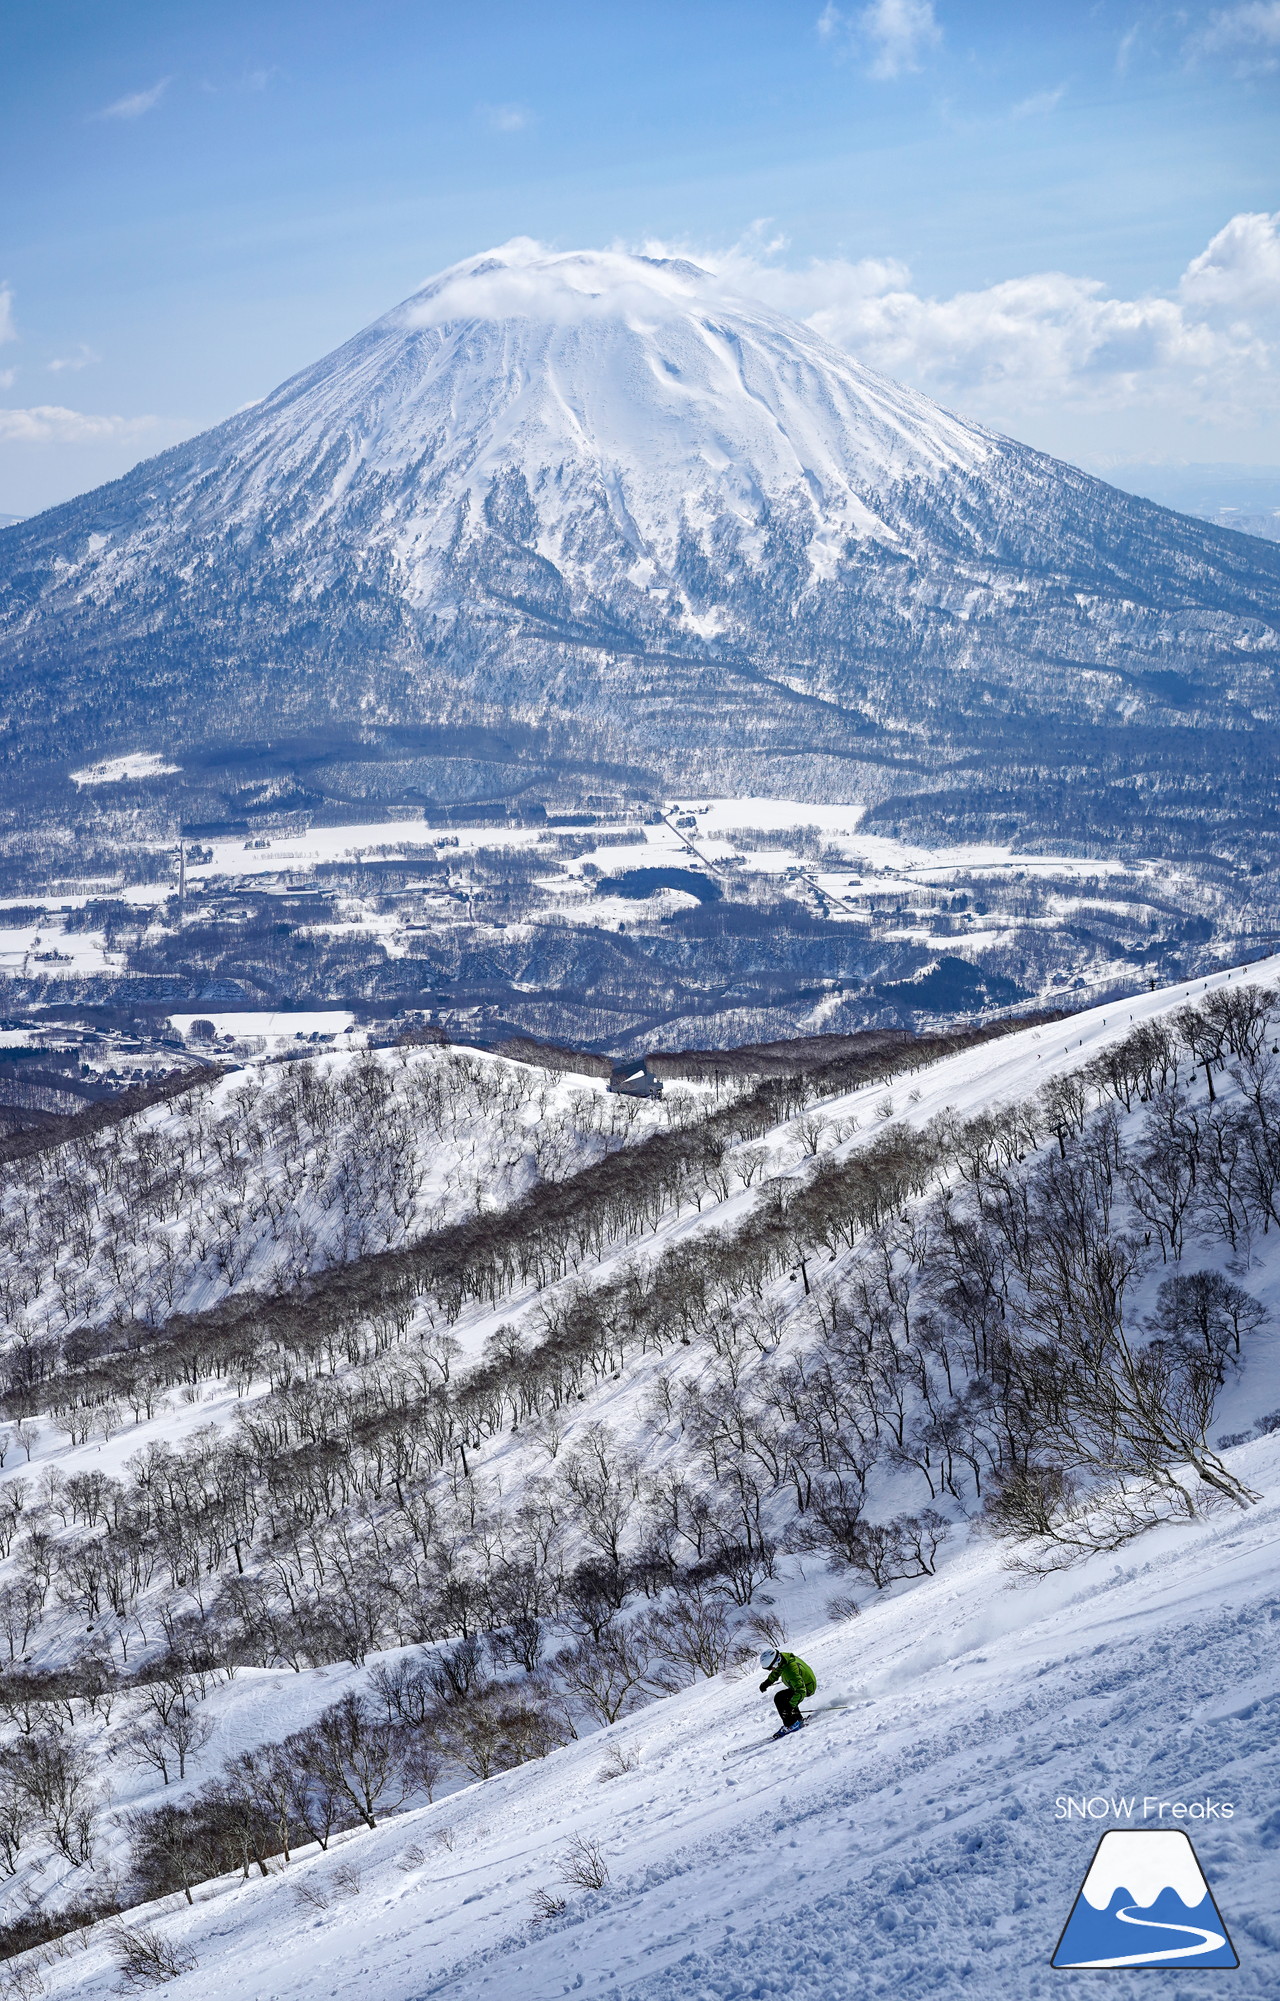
{"left": 46, "top": 345, "right": 100, "bottom": 375}
{"left": 0, "top": 288, "right": 15, "bottom": 346}
{"left": 202, "top": 66, "right": 281, "bottom": 97}
{"left": 0, "top": 407, "right": 158, "bottom": 445}
{"left": 1010, "top": 85, "right": 1066, "bottom": 119}
{"left": 96, "top": 77, "right": 172, "bottom": 121}
{"left": 819, "top": 0, "right": 942, "bottom": 80}
{"left": 1189, "top": 1, "right": 1280, "bottom": 69}
{"left": 0, "top": 371, "right": 14, "bottom": 391}
{"left": 481, "top": 102, "right": 533, "bottom": 132}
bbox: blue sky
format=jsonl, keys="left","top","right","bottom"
{"left": 2, "top": 0, "right": 1279, "bottom": 514}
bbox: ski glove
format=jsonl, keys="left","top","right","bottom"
{"left": 759, "top": 1679, "right": 770, "bottom": 1692}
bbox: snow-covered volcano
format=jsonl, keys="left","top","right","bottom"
{"left": 194, "top": 242, "right": 991, "bottom": 607}
{"left": 2, "top": 240, "right": 1279, "bottom": 824}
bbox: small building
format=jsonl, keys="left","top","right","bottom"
{"left": 608, "top": 1056, "right": 664, "bottom": 1099}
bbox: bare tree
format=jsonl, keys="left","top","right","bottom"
{"left": 1, "top": 1730, "right": 100, "bottom": 1863}
{"left": 123, "top": 1710, "right": 213, "bottom": 1786}
{"left": 1149, "top": 1271, "right": 1266, "bottom": 1366}
{"left": 559, "top": 1833, "right": 610, "bottom": 1890}
{"left": 0, "top": 1580, "right": 43, "bottom": 1661}
{"left": 111, "top": 1922, "right": 196, "bottom": 1987}
{"left": 554, "top": 1622, "right": 660, "bottom": 1724}
{"left": 643, "top": 1584, "right": 733, "bottom": 1681}
{"left": 296, "top": 1693, "right": 404, "bottom": 1829}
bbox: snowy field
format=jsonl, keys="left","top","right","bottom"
{"left": 167, "top": 1010, "right": 356, "bottom": 1048}
{"left": 169, "top": 800, "right": 1163, "bottom": 902}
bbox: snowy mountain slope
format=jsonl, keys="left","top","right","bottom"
{"left": 2, "top": 960, "right": 1280, "bottom": 1995}
{"left": 20, "top": 1393, "right": 1280, "bottom": 1999}
{"left": 1, "top": 243, "right": 1279, "bottom": 841}
{"left": 0, "top": 1039, "right": 691, "bottom": 1344}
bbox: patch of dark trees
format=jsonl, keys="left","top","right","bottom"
{"left": 595, "top": 867, "right": 722, "bottom": 903}
{"left": 0, "top": 1066, "right": 221, "bottom": 1170}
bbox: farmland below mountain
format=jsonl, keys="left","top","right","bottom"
{"left": 0, "top": 800, "right": 1273, "bottom": 1059}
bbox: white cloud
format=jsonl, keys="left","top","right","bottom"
{"left": 96, "top": 77, "right": 172, "bottom": 120}
{"left": 46, "top": 345, "right": 100, "bottom": 375}
{"left": 403, "top": 241, "right": 709, "bottom": 331}
{"left": 0, "top": 407, "right": 158, "bottom": 445}
{"left": 0, "top": 371, "right": 14, "bottom": 390}
{"left": 482, "top": 102, "right": 532, "bottom": 132}
{"left": 407, "top": 226, "right": 1280, "bottom": 444}
{"left": 1197, "top": 0, "right": 1280, "bottom": 46}
{"left": 1010, "top": 85, "right": 1066, "bottom": 118}
{"left": 1190, "top": 1, "right": 1280, "bottom": 69}
{"left": 819, "top": 0, "right": 942, "bottom": 79}
{"left": 1180, "top": 208, "right": 1280, "bottom": 318}
{"left": 700, "top": 209, "right": 1280, "bottom": 434}
{"left": 0, "top": 288, "right": 14, "bottom": 345}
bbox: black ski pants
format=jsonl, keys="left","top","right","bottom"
{"left": 773, "top": 1687, "right": 805, "bottom": 1728}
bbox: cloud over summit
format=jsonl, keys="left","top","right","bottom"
{"left": 700, "top": 210, "right": 1280, "bottom": 449}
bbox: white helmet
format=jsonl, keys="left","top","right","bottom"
{"left": 759, "top": 1648, "right": 781, "bottom": 1670}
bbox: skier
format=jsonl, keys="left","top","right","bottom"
{"left": 759, "top": 1647, "right": 816, "bottom": 1736}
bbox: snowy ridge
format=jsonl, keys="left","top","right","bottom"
{"left": 0, "top": 1038, "right": 692, "bottom": 1340}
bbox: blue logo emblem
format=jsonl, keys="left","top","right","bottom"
{"left": 1052, "top": 1830, "right": 1238, "bottom": 1969}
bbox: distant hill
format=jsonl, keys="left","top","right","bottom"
{"left": 1106, "top": 461, "right": 1280, "bottom": 545}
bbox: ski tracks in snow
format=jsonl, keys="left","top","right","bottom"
{"left": 33, "top": 1433, "right": 1277, "bottom": 2001}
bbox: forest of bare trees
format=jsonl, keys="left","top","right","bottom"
{"left": 0, "top": 1045, "right": 694, "bottom": 1351}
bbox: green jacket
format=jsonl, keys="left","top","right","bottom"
{"left": 762, "top": 1651, "right": 816, "bottom": 1699}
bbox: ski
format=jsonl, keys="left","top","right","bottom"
{"left": 722, "top": 1698, "right": 853, "bottom": 1760}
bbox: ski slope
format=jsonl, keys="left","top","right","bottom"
{"left": 10, "top": 957, "right": 1280, "bottom": 2000}
{"left": 31, "top": 1431, "right": 1280, "bottom": 2001}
